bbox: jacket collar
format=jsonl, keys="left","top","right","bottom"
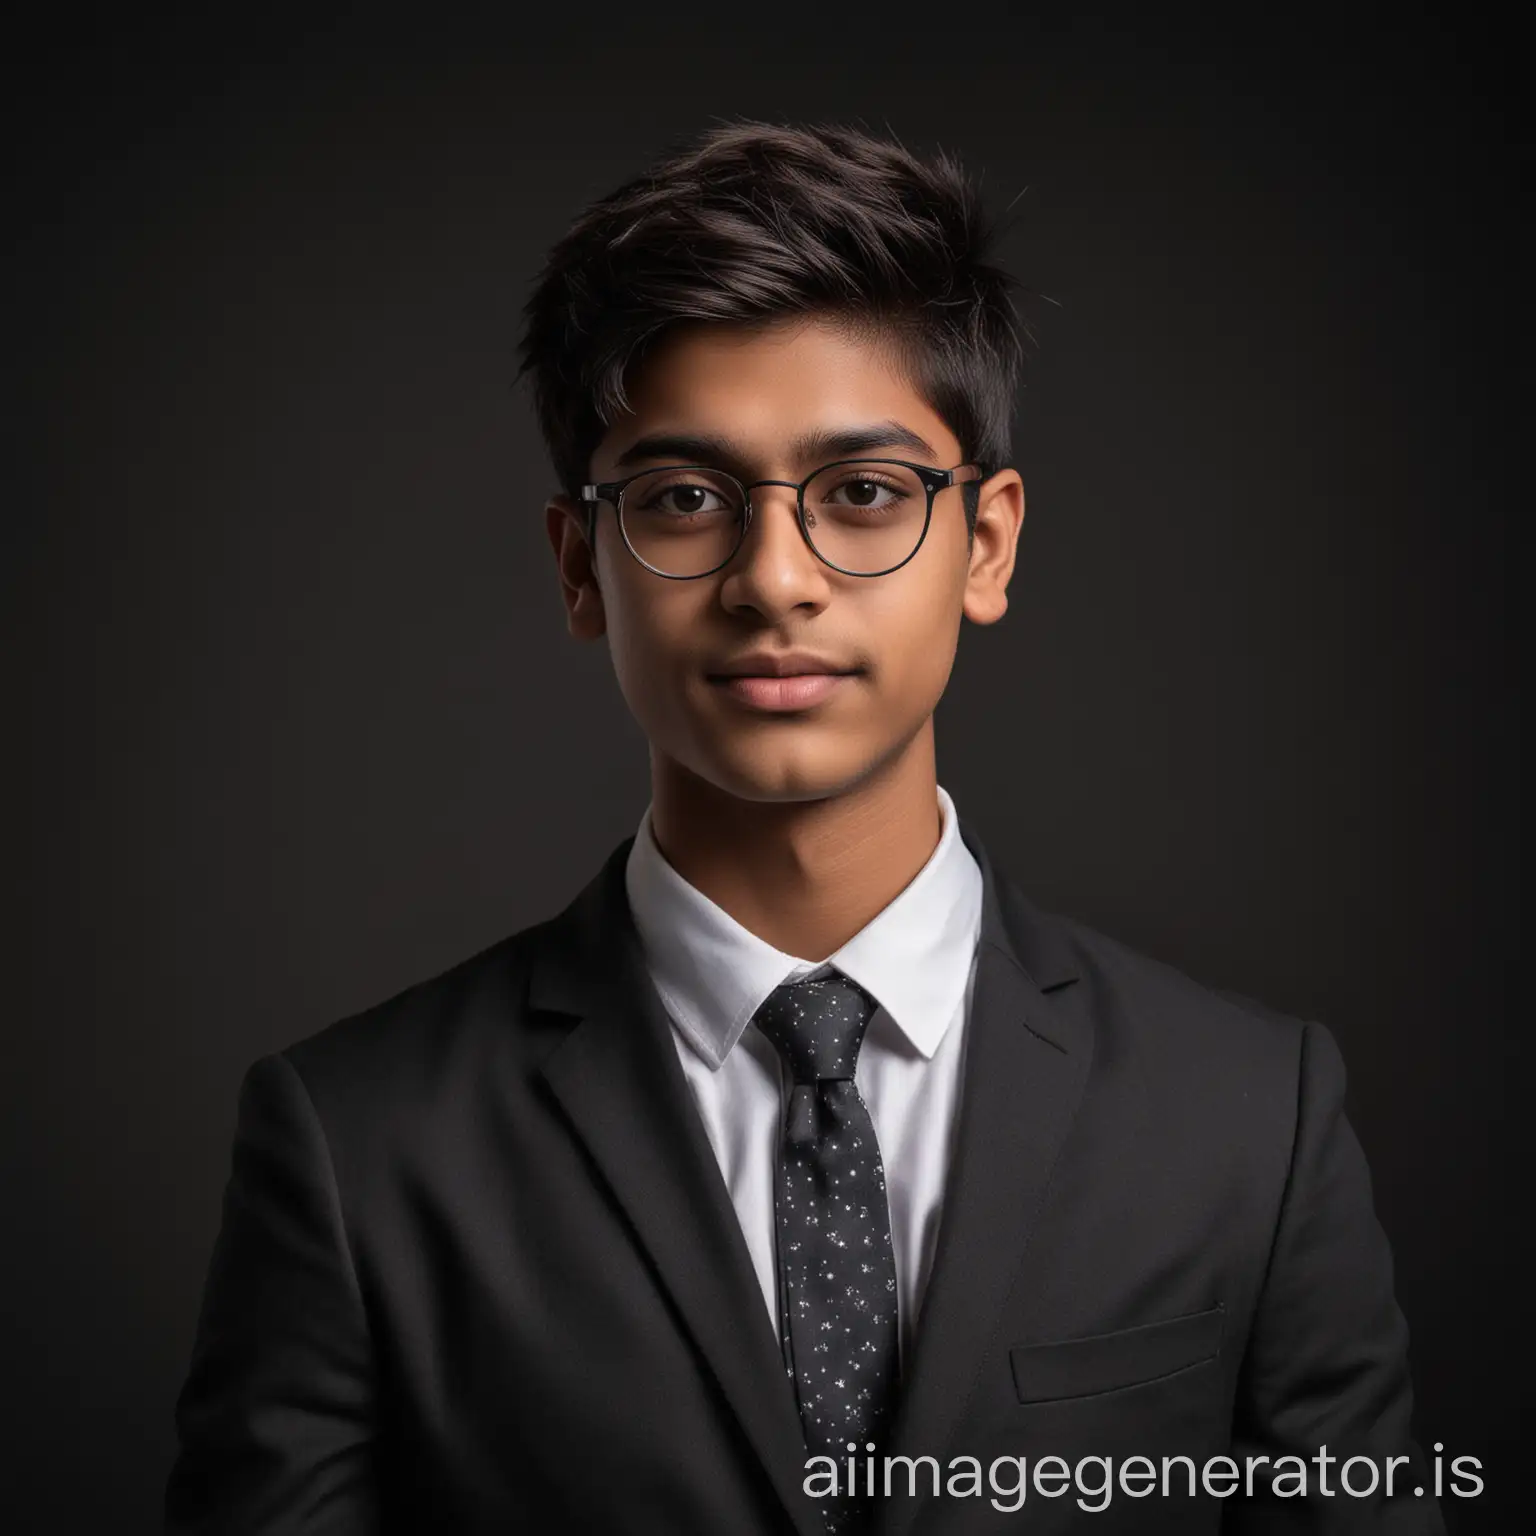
{"left": 529, "top": 814, "right": 1082, "bottom": 1017}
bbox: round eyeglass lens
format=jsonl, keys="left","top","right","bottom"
{"left": 618, "top": 467, "right": 747, "bottom": 576}
{"left": 801, "top": 461, "right": 930, "bottom": 574}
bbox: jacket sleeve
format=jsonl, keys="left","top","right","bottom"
{"left": 1224, "top": 1019, "right": 1446, "bottom": 1532}
{"left": 165, "top": 1051, "right": 379, "bottom": 1533}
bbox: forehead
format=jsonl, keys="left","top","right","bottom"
{"left": 597, "top": 317, "right": 960, "bottom": 473}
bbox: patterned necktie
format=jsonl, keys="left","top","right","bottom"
{"left": 753, "top": 974, "right": 899, "bottom": 1532}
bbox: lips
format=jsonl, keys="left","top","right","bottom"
{"left": 708, "top": 650, "right": 858, "bottom": 679}
{"left": 705, "top": 651, "right": 863, "bottom": 712}
{"left": 713, "top": 673, "right": 853, "bottom": 710}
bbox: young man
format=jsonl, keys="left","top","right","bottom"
{"left": 166, "top": 123, "right": 1443, "bottom": 1533}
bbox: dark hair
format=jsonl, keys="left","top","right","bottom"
{"left": 515, "top": 119, "right": 1028, "bottom": 521}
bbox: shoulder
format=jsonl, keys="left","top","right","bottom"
{"left": 1006, "top": 901, "right": 1368, "bottom": 1226}
{"left": 265, "top": 913, "right": 569, "bottom": 1132}
{"left": 1021, "top": 897, "right": 1343, "bottom": 1129}
{"left": 1060, "top": 906, "right": 1308, "bottom": 1043}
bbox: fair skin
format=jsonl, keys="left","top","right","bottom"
{"left": 547, "top": 315, "right": 1025, "bottom": 960}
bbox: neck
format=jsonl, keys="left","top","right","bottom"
{"left": 648, "top": 727, "right": 944, "bottom": 962}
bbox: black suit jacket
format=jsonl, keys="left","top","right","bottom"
{"left": 166, "top": 824, "right": 1443, "bottom": 1533}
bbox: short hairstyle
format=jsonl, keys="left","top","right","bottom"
{"left": 515, "top": 120, "right": 1028, "bottom": 515}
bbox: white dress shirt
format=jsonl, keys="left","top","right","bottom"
{"left": 624, "top": 785, "right": 984, "bottom": 1366}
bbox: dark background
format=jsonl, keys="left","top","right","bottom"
{"left": 2, "top": 6, "right": 1521, "bottom": 1530}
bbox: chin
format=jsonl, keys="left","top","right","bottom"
{"left": 688, "top": 738, "right": 894, "bottom": 805}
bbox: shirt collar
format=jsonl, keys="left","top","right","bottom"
{"left": 624, "top": 785, "right": 983, "bottom": 1070}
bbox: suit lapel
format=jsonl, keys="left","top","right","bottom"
{"left": 876, "top": 821, "right": 1091, "bottom": 1536}
{"left": 531, "top": 841, "right": 824, "bottom": 1536}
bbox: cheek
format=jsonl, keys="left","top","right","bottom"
{"left": 868, "top": 576, "right": 967, "bottom": 694}
{"left": 601, "top": 578, "right": 699, "bottom": 702}
{"left": 905, "top": 613, "right": 965, "bottom": 708}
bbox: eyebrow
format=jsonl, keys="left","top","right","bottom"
{"left": 611, "top": 420, "right": 940, "bottom": 475}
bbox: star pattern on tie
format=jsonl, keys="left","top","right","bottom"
{"left": 753, "top": 974, "right": 898, "bottom": 1533}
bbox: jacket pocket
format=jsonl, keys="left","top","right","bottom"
{"left": 1009, "top": 1304, "right": 1224, "bottom": 1404}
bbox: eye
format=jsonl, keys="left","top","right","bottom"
{"left": 824, "top": 475, "right": 904, "bottom": 510}
{"left": 633, "top": 478, "right": 736, "bottom": 517}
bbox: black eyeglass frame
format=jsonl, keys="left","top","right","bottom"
{"left": 578, "top": 458, "right": 988, "bottom": 580}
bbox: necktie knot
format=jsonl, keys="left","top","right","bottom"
{"left": 752, "top": 973, "right": 876, "bottom": 1086}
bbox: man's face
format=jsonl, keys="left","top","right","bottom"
{"left": 547, "top": 316, "right": 1022, "bottom": 805}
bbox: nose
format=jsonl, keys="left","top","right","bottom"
{"left": 717, "top": 482, "right": 831, "bottom": 619}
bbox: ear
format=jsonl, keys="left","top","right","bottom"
{"left": 545, "top": 495, "right": 607, "bottom": 641}
{"left": 962, "top": 469, "right": 1025, "bottom": 626}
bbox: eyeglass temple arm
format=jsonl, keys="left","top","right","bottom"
{"left": 577, "top": 485, "right": 612, "bottom": 544}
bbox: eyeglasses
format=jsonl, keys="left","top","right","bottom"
{"left": 579, "top": 459, "right": 986, "bottom": 579}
